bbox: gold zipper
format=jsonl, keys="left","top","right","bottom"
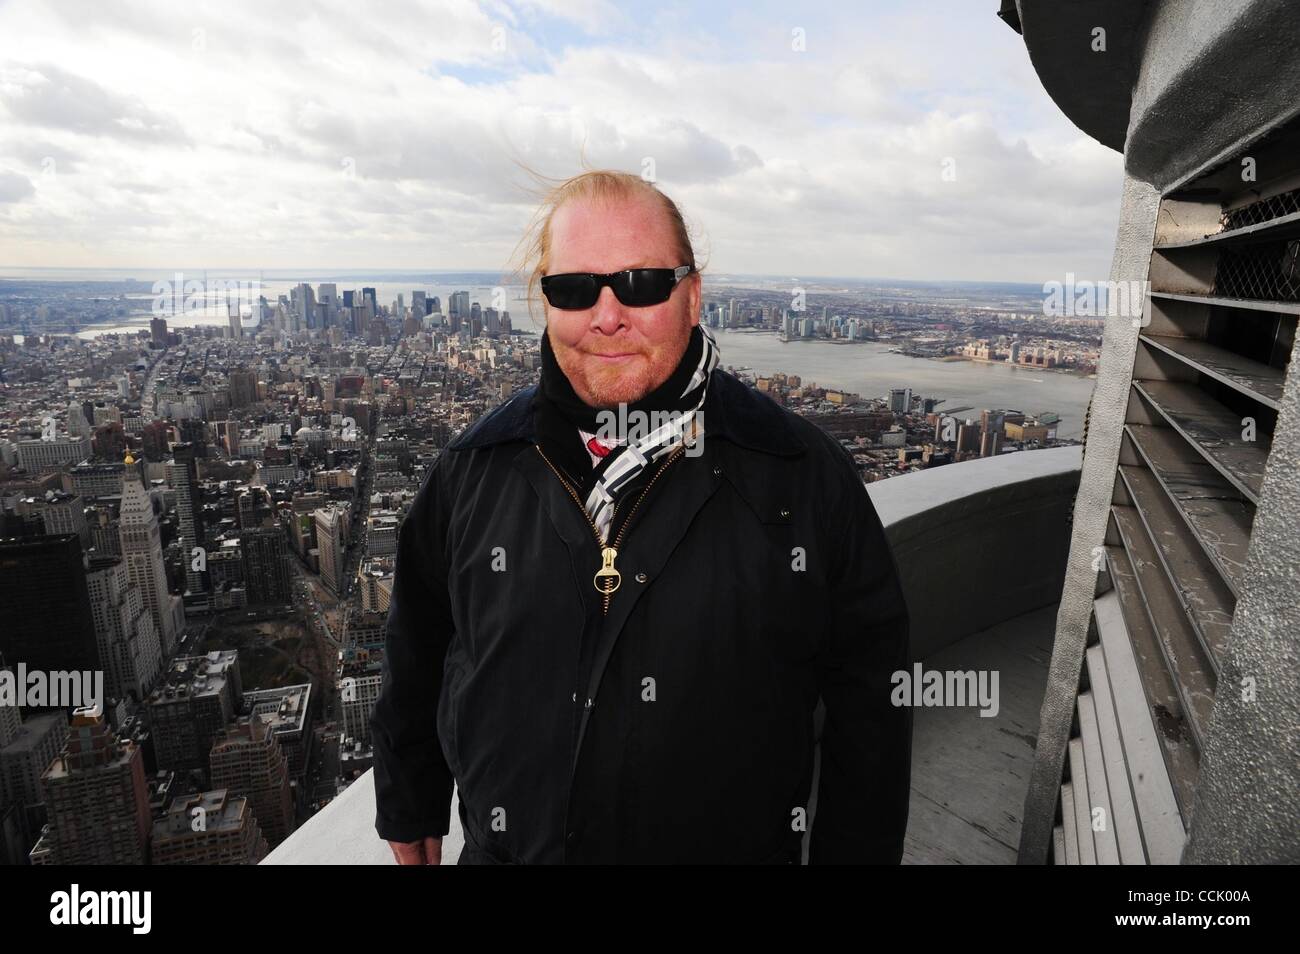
{"left": 535, "top": 441, "right": 687, "bottom": 615}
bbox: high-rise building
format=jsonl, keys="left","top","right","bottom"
{"left": 0, "top": 706, "right": 68, "bottom": 839}
{"left": 313, "top": 504, "right": 349, "bottom": 597}
{"left": 15, "top": 436, "right": 91, "bottom": 473}
{"left": 92, "top": 404, "right": 122, "bottom": 428}
{"left": 0, "top": 534, "right": 99, "bottom": 677}
{"left": 0, "top": 662, "right": 20, "bottom": 750}
{"left": 150, "top": 789, "right": 267, "bottom": 865}
{"left": 146, "top": 651, "right": 242, "bottom": 776}
{"left": 979, "top": 410, "right": 1006, "bottom": 458}
{"left": 242, "top": 684, "right": 312, "bottom": 781}
{"left": 15, "top": 490, "right": 90, "bottom": 549}
{"left": 450, "top": 291, "right": 469, "bottom": 323}
{"left": 85, "top": 555, "right": 163, "bottom": 704}
{"left": 149, "top": 317, "right": 169, "bottom": 345}
{"left": 119, "top": 458, "right": 179, "bottom": 656}
{"left": 36, "top": 705, "right": 150, "bottom": 865}
{"left": 888, "top": 388, "right": 913, "bottom": 414}
{"left": 955, "top": 420, "right": 981, "bottom": 461}
{"left": 292, "top": 283, "right": 316, "bottom": 325}
{"left": 209, "top": 716, "right": 295, "bottom": 847}
{"left": 340, "top": 664, "right": 381, "bottom": 747}
{"left": 168, "top": 444, "right": 204, "bottom": 595}
{"left": 66, "top": 399, "right": 91, "bottom": 438}
{"left": 228, "top": 369, "right": 258, "bottom": 409}
{"left": 240, "top": 527, "right": 291, "bottom": 605}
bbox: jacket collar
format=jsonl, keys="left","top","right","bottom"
{"left": 446, "top": 367, "right": 806, "bottom": 457}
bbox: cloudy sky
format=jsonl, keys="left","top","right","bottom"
{"left": 0, "top": 0, "right": 1124, "bottom": 282}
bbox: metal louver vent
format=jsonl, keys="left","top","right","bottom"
{"left": 1050, "top": 119, "right": 1299, "bottom": 865}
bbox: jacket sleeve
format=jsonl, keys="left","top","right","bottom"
{"left": 810, "top": 450, "right": 912, "bottom": 864}
{"left": 370, "top": 455, "right": 456, "bottom": 842}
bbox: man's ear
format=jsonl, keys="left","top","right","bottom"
{"left": 686, "top": 271, "right": 702, "bottom": 326}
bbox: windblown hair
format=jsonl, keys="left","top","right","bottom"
{"left": 505, "top": 161, "right": 707, "bottom": 327}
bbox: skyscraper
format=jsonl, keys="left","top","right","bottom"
{"left": 66, "top": 399, "right": 91, "bottom": 437}
{"left": 228, "top": 369, "right": 258, "bottom": 409}
{"left": 241, "top": 527, "right": 291, "bottom": 605}
{"left": 313, "top": 504, "right": 349, "bottom": 597}
{"left": 292, "top": 283, "right": 316, "bottom": 325}
{"left": 979, "top": 410, "right": 1006, "bottom": 458}
{"left": 450, "top": 290, "right": 469, "bottom": 322}
{"left": 16, "top": 490, "right": 90, "bottom": 549}
{"left": 0, "top": 534, "right": 99, "bottom": 677}
{"left": 209, "top": 716, "right": 295, "bottom": 847}
{"left": 119, "top": 458, "right": 179, "bottom": 656}
{"left": 147, "top": 651, "right": 242, "bottom": 776}
{"left": 168, "top": 444, "right": 204, "bottom": 595}
{"left": 36, "top": 705, "right": 151, "bottom": 865}
{"left": 85, "top": 555, "right": 163, "bottom": 704}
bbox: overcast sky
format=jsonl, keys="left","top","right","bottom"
{"left": 0, "top": 0, "right": 1125, "bottom": 282}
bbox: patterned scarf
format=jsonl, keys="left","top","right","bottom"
{"left": 538, "top": 324, "right": 720, "bottom": 544}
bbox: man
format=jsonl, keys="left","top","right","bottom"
{"left": 371, "top": 170, "right": 912, "bottom": 864}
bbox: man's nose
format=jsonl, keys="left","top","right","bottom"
{"left": 589, "top": 285, "right": 627, "bottom": 334}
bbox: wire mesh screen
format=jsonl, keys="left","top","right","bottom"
{"left": 1212, "top": 239, "right": 1300, "bottom": 302}
{"left": 1221, "top": 186, "right": 1300, "bottom": 232}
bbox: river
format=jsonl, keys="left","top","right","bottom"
{"left": 710, "top": 329, "right": 1095, "bottom": 439}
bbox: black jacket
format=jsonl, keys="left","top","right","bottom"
{"left": 370, "top": 368, "right": 912, "bottom": 863}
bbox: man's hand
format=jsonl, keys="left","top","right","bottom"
{"left": 388, "top": 836, "right": 443, "bottom": 865}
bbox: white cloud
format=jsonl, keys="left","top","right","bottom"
{"left": 0, "top": 0, "right": 1124, "bottom": 281}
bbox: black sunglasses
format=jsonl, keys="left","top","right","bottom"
{"left": 541, "top": 265, "right": 694, "bottom": 310}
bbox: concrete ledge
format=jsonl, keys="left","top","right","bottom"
{"left": 870, "top": 447, "right": 1082, "bottom": 660}
{"left": 262, "top": 768, "right": 465, "bottom": 865}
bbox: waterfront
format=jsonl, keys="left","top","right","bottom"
{"left": 711, "top": 329, "right": 1096, "bottom": 439}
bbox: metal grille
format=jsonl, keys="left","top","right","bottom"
{"left": 1220, "top": 185, "right": 1300, "bottom": 231}
{"left": 1212, "top": 239, "right": 1300, "bottom": 301}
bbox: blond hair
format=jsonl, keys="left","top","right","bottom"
{"left": 505, "top": 162, "right": 706, "bottom": 327}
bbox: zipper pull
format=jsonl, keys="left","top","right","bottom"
{"left": 594, "top": 546, "right": 621, "bottom": 594}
